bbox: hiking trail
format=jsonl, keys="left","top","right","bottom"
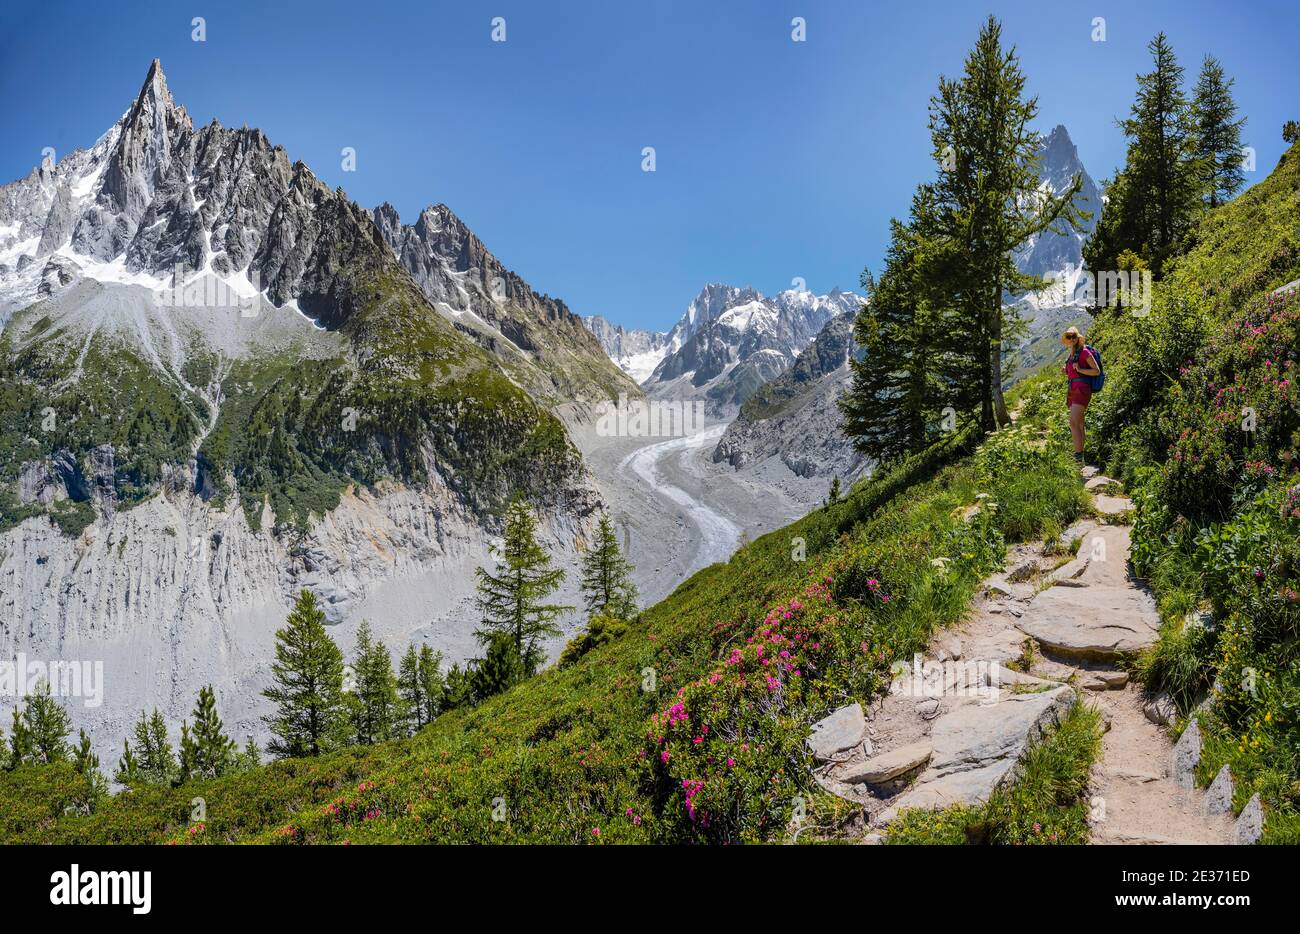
{"left": 809, "top": 461, "right": 1253, "bottom": 844}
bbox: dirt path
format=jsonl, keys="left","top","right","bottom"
{"left": 1067, "top": 473, "right": 1233, "bottom": 845}
{"left": 814, "top": 462, "right": 1234, "bottom": 844}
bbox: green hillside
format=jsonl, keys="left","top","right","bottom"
{"left": 3, "top": 139, "right": 1297, "bottom": 847}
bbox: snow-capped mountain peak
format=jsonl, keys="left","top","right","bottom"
{"left": 584, "top": 282, "right": 863, "bottom": 413}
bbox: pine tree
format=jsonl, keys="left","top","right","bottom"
{"left": 417, "top": 645, "right": 444, "bottom": 726}
{"left": 441, "top": 662, "right": 474, "bottom": 712}
{"left": 10, "top": 682, "right": 72, "bottom": 765}
{"left": 924, "top": 16, "right": 1085, "bottom": 430}
{"left": 115, "top": 739, "right": 139, "bottom": 784}
{"left": 1192, "top": 56, "right": 1246, "bottom": 208}
{"left": 1085, "top": 33, "right": 1202, "bottom": 278}
{"left": 840, "top": 203, "right": 970, "bottom": 459}
{"left": 346, "top": 621, "right": 401, "bottom": 745}
{"left": 115, "top": 708, "right": 178, "bottom": 787}
{"left": 398, "top": 644, "right": 445, "bottom": 734}
{"left": 1285, "top": 121, "right": 1299, "bottom": 145}
{"left": 397, "top": 645, "right": 424, "bottom": 735}
{"left": 229, "top": 737, "right": 261, "bottom": 775}
{"left": 71, "top": 729, "right": 108, "bottom": 813}
{"left": 72, "top": 729, "right": 94, "bottom": 772}
{"left": 6, "top": 708, "right": 29, "bottom": 768}
{"left": 262, "top": 589, "right": 348, "bottom": 758}
{"left": 470, "top": 632, "right": 527, "bottom": 702}
{"left": 579, "top": 514, "right": 638, "bottom": 620}
{"left": 176, "top": 686, "right": 237, "bottom": 783}
{"left": 828, "top": 475, "right": 842, "bottom": 504}
{"left": 474, "top": 495, "right": 571, "bottom": 673}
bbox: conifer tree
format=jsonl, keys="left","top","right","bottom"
{"left": 9, "top": 681, "right": 72, "bottom": 766}
{"left": 841, "top": 241, "right": 937, "bottom": 460}
{"left": 923, "top": 15, "right": 1084, "bottom": 429}
{"left": 470, "top": 631, "right": 527, "bottom": 702}
{"left": 397, "top": 645, "right": 424, "bottom": 735}
{"left": 115, "top": 739, "right": 139, "bottom": 785}
{"left": 71, "top": 729, "right": 108, "bottom": 812}
{"left": 417, "top": 645, "right": 444, "bottom": 725}
{"left": 441, "top": 662, "right": 474, "bottom": 712}
{"left": 263, "top": 589, "right": 348, "bottom": 758}
{"left": 398, "top": 645, "right": 445, "bottom": 733}
{"left": 1085, "top": 33, "right": 1202, "bottom": 278}
{"left": 579, "top": 514, "right": 638, "bottom": 619}
{"left": 232, "top": 737, "right": 261, "bottom": 773}
{"left": 115, "top": 708, "right": 178, "bottom": 787}
{"left": 177, "top": 685, "right": 237, "bottom": 782}
{"left": 72, "top": 729, "right": 97, "bottom": 774}
{"left": 6, "top": 708, "right": 29, "bottom": 768}
{"left": 474, "top": 495, "right": 571, "bottom": 674}
{"left": 346, "top": 621, "right": 401, "bottom": 745}
{"left": 1192, "top": 55, "right": 1246, "bottom": 208}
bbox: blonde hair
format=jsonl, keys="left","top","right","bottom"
{"left": 1063, "top": 326, "right": 1084, "bottom": 345}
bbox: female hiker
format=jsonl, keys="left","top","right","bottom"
{"left": 1062, "top": 326, "right": 1100, "bottom": 464}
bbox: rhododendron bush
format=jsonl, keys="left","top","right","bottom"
{"left": 1161, "top": 289, "right": 1300, "bottom": 518}
{"left": 645, "top": 576, "right": 885, "bottom": 842}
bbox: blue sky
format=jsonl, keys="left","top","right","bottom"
{"left": 2, "top": 0, "right": 1296, "bottom": 331}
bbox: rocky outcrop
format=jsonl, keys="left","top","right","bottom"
{"left": 583, "top": 314, "right": 671, "bottom": 383}
{"left": 807, "top": 702, "right": 869, "bottom": 761}
{"left": 713, "top": 312, "right": 868, "bottom": 479}
{"left": 1232, "top": 793, "right": 1264, "bottom": 845}
{"left": 637, "top": 284, "right": 862, "bottom": 415}
{"left": 375, "top": 202, "right": 638, "bottom": 407}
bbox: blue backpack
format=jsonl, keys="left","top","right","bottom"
{"left": 1076, "top": 346, "right": 1105, "bottom": 393}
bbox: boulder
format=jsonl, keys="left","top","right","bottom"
{"left": 1084, "top": 474, "right": 1117, "bottom": 491}
{"left": 839, "top": 741, "right": 933, "bottom": 785}
{"left": 1203, "top": 764, "right": 1234, "bottom": 816}
{"left": 1082, "top": 670, "right": 1129, "bottom": 691}
{"left": 1015, "top": 584, "right": 1159, "bottom": 662}
{"left": 1170, "top": 719, "right": 1202, "bottom": 788}
{"left": 1232, "top": 794, "right": 1264, "bottom": 845}
{"left": 1143, "top": 692, "right": 1176, "bottom": 726}
{"left": 873, "top": 685, "right": 1076, "bottom": 823}
{"left": 807, "top": 703, "right": 868, "bottom": 761}
{"left": 985, "top": 576, "right": 1013, "bottom": 598}
{"left": 1093, "top": 494, "right": 1133, "bottom": 516}
{"left": 1006, "top": 559, "right": 1039, "bottom": 583}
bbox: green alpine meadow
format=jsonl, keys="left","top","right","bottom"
{"left": 0, "top": 2, "right": 1295, "bottom": 875}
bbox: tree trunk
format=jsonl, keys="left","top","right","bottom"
{"left": 990, "top": 295, "right": 1012, "bottom": 428}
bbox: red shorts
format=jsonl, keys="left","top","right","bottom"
{"left": 1067, "top": 382, "right": 1092, "bottom": 409}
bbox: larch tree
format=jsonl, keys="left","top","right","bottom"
{"left": 474, "top": 495, "right": 571, "bottom": 675}
{"left": 262, "top": 589, "right": 348, "bottom": 758}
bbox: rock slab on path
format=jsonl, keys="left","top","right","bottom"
{"left": 1016, "top": 584, "right": 1160, "bottom": 661}
{"left": 874, "top": 685, "right": 1076, "bottom": 823}
{"left": 807, "top": 703, "right": 869, "bottom": 761}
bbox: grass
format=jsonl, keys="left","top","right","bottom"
{"left": 0, "top": 372, "right": 1091, "bottom": 843}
